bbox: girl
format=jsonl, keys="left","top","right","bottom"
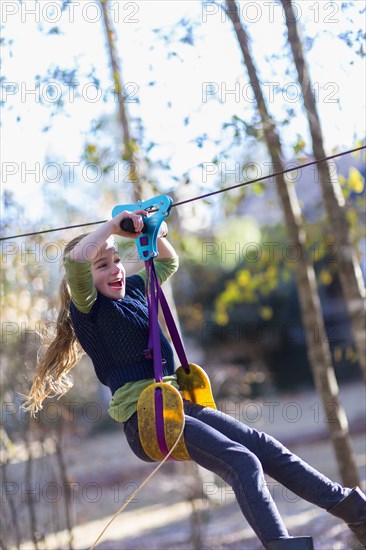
{"left": 24, "top": 211, "right": 366, "bottom": 550}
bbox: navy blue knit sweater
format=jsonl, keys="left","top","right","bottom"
{"left": 70, "top": 275, "right": 175, "bottom": 394}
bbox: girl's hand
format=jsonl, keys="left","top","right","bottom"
{"left": 111, "top": 210, "right": 148, "bottom": 238}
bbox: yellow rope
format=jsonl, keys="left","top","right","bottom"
{"left": 89, "top": 421, "right": 186, "bottom": 550}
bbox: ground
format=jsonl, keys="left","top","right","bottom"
{"left": 5, "top": 381, "right": 366, "bottom": 550}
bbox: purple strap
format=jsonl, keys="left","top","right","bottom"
{"left": 150, "top": 260, "right": 190, "bottom": 372}
{"left": 145, "top": 260, "right": 163, "bottom": 382}
{"left": 144, "top": 259, "right": 190, "bottom": 458}
{"left": 154, "top": 387, "right": 169, "bottom": 456}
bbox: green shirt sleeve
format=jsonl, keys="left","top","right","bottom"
{"left": 136, "top": 256, "right": 179, "bottom": 286}
{"left": 64, "top": 256, "right": 97, "bottom": 314}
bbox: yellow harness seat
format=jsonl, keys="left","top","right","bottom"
{"left": 176, "top": 363, "right": 216, "bottom": 410}
{"left": 137, "top": 364, "right": 216, "bottom": 462}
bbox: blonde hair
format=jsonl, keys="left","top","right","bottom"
{"left": 22, "top": 234, "right": 89, "bottom": 415}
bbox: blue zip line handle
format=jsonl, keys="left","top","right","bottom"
{"left": 112, "top": 195, "right": 173, "bottom": 261}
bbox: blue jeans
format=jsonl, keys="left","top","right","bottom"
{"left": 124, "top": 400, "right": 348, "bottom": 546}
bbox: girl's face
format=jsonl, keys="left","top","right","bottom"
{"left": 91, "top": 238, "right": 126, "bottom": 300}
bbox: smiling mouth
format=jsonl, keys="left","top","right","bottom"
{"left": 108, "top": 279, "right": 123, "bottom": 289}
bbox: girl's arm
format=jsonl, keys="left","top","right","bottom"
{"left": 64, "top": 211, "right": 146, "bottom": 314}
{"left": 69, "top": 211, "right": 146, "bottom": 262}
{"left": 156, "top": 222, "right": 178, "bottom": 259}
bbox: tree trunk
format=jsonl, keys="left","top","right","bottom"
{"left": 225, "top": 0, "right": 359, "bottom": 487}
{"left": 100, "top": 0, "right": 143, "bottom": 200}
{"left": 280, "top": 0, "right": 366, "bottom": 381}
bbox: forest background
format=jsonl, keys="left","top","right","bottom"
{"left": 1, "top": 1, "right": 365, "bottom": 549}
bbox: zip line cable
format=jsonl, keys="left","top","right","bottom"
{"left": 1, "top": 145, "right": 365, "bottom": 242}
{"left": 172, "top": 145, "right": 365, "bottom": 208}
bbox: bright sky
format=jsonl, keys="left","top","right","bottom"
{"left": 1, "top": 0, "right": 365, "bottom": 227}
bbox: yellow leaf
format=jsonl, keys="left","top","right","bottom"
{"left": 131, "top": 140, "right": 139, "bottom": 154}
{"left": 215, "top": 311, "right": 229, "bottom": 325}
{"left": 348, "top": 167, "right": 364, "bottom": 193}
{"left": 319, "top": 269, "right": 332, "bottom": 285}
{"left": 294, "top": 139, "right": 306, "bottom": 155}
{"left": 351, "top": 140, "right": 364, "bottom": 157}
{"left": 260, "top": 306, "right": 273, "bottom": 320}
{"left": 346, "top": 346, "right": 357, "bottom": 362}
{"left": 237, "top": 269, "right": 251, "bottom": 286}
{"left": 267, "top": 265, "right": 277, "bottom": 279}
